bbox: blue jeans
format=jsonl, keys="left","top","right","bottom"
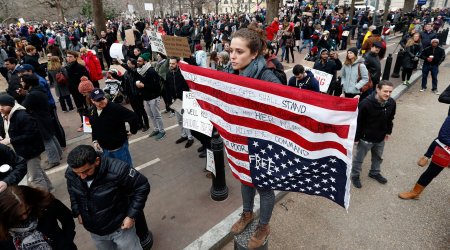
{"left": 103, "top": 141, "right": 133, "bottom": 167}
{"left": 351, "top": 140, "right": 385, "bottom": 177}
{"left": 241, "top": 184, "right": 275, "bottom": 225}
{"left": 299, "top": 39, "right": 312, "bottom": 52}
{"left": 90, "top": 225, "right": 142, "bottom": 250}
{"left": 421, "top": 64, "right": 439, "bottom": 91}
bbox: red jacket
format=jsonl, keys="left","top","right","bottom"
{"left": 82, "top": 51, "right": 103, "bottom": 81}
{"left": 266, "top": 20, "right": 279, "bottom": 41}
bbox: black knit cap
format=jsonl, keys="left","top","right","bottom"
{"left": 0, "top": 94, "right": 15, "bottom": 107}
{"left": 347, "top": 47, "right": 358, "bottom": 55}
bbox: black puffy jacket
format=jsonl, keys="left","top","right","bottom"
{"left": 355, "top": 92, "right": 396, "bottom": 143}
{"left": 0, "top": 107, "right": 45, "bottom": 159}
{"left": 65, "top": 156, "right": 150, "bottom": 236}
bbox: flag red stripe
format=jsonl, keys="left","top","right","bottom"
{"left": 230, "top": 170, "right": 254, "bottom": 187}
{"left": 180, "top": 63, "right": 358, "bottom": 112}
{"left": 224, "top": 145, "right": 250, "bottom": 162}
{"left": 212, "top": 123, "right": 248, "bottom": 145}
{"left": 190, "top": 83, "right": 350, "bottom": 138}
{"left": 200, "top": 101, "right": 347, "bottom": 155}
{"left": 226, "top": 155, "right": 251, "bottom": 176}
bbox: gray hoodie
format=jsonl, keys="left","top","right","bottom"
{"left": 341, "top": 57, "right": 369, "bottom": 94}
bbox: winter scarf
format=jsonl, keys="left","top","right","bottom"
{"left": 9, "top": 217, "right": 52, "bottom": 250}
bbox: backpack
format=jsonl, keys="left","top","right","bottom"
{"left": 258, "top": 67, "right": 288, "bottom": 85}
{"left": 55, "top": 69, "right": 68, "bottom": 85}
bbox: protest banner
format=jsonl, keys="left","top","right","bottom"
{"left": 125, "top": 29, "right": 135, "bottom": 46}
{"left": 148, "top": 31, "right": 167, "bottom": 55}
{"left": 162, "top": 36, "right": 192, "bottom": 58}
{"left": 144, "top": 3, "right": 153, "bottom": 11}
{"left": 310, "top": 69, "right": 333, "bottom": 93}
{"left": 182, "top": 91, "right": 213, "bottom": 137}
{"left": 110, "top": 43, "right": 124, "bottom": 60}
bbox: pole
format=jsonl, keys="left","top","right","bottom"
{"left": 210, "top": 130, "right": 229, "bottom": 201}
{"left": 382, "top": 53, "right": 393, "bottom": 80}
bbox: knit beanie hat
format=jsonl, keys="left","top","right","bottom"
{"left": 347, "top": 47, "right": 358, "bottom": 55}
{"left": 0, "top": 94, "right": 16, "bottom": 107}
{"left": 139, "top": 52, "right": 151, "bottom": 62}
{"left": 78, "top": 76, "right": 95, "bottom": 94}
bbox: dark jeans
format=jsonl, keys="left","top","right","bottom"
{"left": 417, "top": 161, "right": 445, "bottom": 187}
{"left": 340, "top": 37, "right": 348, "bottom": 50}
{"left": 402, "top": 68, "right": 413, "bottom": 81}
{"left": 50, "top": 106, "right": 67, "bottom": 148}
{"left": 59, "top": 95, "right": 74, "bottom": 112}
{"left": 129, "top": 95, "right": 149, "bottom": 128}
{"left": 421, "top": 64, "right": 439, "bottom": 91}
{"left": 284, "top": 46, "right": 295, "bottom": 62}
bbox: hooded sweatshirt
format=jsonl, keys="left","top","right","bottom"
{"left": 287, "top": 70, "right": 320, "bottom": 92}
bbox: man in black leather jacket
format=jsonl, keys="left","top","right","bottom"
{"left": 65, "top": 145, "right": 150, "bottom": 250}
{"left": 0, "top": 144, "right": 27, "bottom": 192}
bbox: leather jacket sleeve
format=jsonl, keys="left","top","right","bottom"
{"left": 0, "top": 144, "right": 27, "bottom": 185}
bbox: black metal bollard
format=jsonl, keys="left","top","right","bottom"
{"left": 210, "top": 130, "right": 229, "bottom": 201}
{"left": 442, "top": 28, "right": 449, "bottom": 45}
{"left": 382, "top": 53, "right": 393, "bottom": 80}
{"left": 391, "top": 49, "right": 404, "bottom": 78}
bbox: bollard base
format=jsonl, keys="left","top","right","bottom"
{"left": 234, "top": 220, "right": 268, "bottom": 250}
{"left": 210, "top": 185, "right": 229, "bottom": 201}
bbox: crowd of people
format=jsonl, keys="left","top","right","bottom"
{"left": 0, "top": 1, "right": 449, "bottom": 249}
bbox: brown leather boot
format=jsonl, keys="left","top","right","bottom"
{"left": 417, "top": 156, "right": 429, "bottom": 167}
{"left": 248, "top": 223, "right": 270, "bottom": 249}
{"left": 230, "top": 211, "right": 254, "bottom": 235}
{"left": 398, "top": 184, "right": 425, "bottom": 200}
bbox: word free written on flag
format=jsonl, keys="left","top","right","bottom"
{"left": 179, "top": 63, "right": 358, "bottom": 209}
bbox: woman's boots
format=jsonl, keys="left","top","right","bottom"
{"left": 398, "top": 184, "right": 425, "bottom": 200}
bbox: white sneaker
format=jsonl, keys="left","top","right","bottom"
{"left": 433, "top": 90, "right": 440, "bottom": 95}
{"left": 419, "top": 88, "right": 426, "bottom": 92}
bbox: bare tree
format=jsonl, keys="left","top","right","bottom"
{"left": 382, "top": 0, "right": 391, "bottom": 27}
{"left": 92, "top": 0, "right": 106, "bottom": 36}
{"left": 403, "top": 0, "right": 415, "bottom": 12}
{"left": 266, "top": 0, "right": 281, "bottom": 25}
{"left": 38, "top": 0, "right": 66, "bottom": 22}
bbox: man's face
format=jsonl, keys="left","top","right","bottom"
{"left": 371, "top": 46, "right": 381, "bottom": 54}
{"left": 376, "top": 85, "right": 393, "bottom": 102}
{"left": 4, "top": 61, "right": 15, "bottom": 71}
{"left": 101, "top": 31, "right": 106, "bottom": 37}
{"left": 137, "top": 57, "right": 145, "bottom": 67}
{"left": 72, "top": 157, "right": 100, "bottom": 180}
{"left": 0, "top": 105, "right": 12, "bottom": 116}
{"left": 169, "top": 59, "right": 178, "bottom": 70}
{"left": 425, "top": 24, "right": 432, "bottom": 31}
{"left": 66, "top": 54, "right": 76, "bottom": 63}
{"left": 320, "top": 51, "right": 329, "bottom": 60}
{"left": 431, "top": 41, "right": 439, "bottom": 47}
{"left": 295, "top": 73, "right": 305, "bottom": 81}
{"left": 92, "top": 97, "right": 108, "bottom": 110}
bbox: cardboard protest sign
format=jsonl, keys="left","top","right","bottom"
{"left": 148, "top": 31, "right": 167, "bottom": 55}
{"left": 125, "top": 29, "right": 135, "bottom": 46}
{"left": 342, "top": 31, "right": 350, "bottom": 37}
{"left": 310, "top": 69, "right": 333, "bottom": 93}
{"left": 110, "top": 43, "right": 124, "bottom": 60}
{"left": 182, "top": 91, "right": 213, "bottom": 137}
{"left": 162, "top": 36, "right": 192, "bottom": 58}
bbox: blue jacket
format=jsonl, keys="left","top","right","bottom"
{"left": 438, "top": 116, "right": 450, "bottom": 146}
{"left": 287, "top": 70, "right": 320, "bottom": 92}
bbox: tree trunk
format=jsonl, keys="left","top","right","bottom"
{"left": 197, "top": 4, "right": 202, "bottom": 16}
{"left": 266, "top": 0, "right": 281, "bottom": 25}
{"left": 92, "top": 0, "right": 106, "bottom": 37}
{"left": 382, "top": 0, "right": 391, "bottom": 27}
{"left": 55, "top": 0, "right": 65, "bottom": 23}
{"left": 347, "top": 0, "right": 356, "bottom": 45}
{"left": 403, "top": 0, "right": 415, "bottom": 12}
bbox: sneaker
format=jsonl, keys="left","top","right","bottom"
{"left": 230, "top": 211, "right": 254, "bottom": 234}
{"left": 248, "top": 224, "right": 270, "bottom": 249}
{"left": 141, "top": 126, "right": 149, "bottom": 132}
{"left": 168, "top": 112, "right": 175, "bottom": 118}
{"left": 417, "top": 156, "right": 429, "bottom": 167}
{"left": 175, "top": 137, "right": 188, "bottom": 144}
{"left": 185, "top": 139, "right": 194, "bottom": 148}
{"left": 351, "top": 176, "right": 362, "bottom": 188}
{"left": 368, "top": 173, "right": 388, "bottom": 184}
{"left": 419, "top": 88, "right": 426, "bottom": 92}
{"left": 432, "top": 90, "right": 440, "bottom": 95}
{"left": 154, "top": 131, "right": 166, "bottom": 141}
{"left": 149, "top": 131, "right": 159, "bottom": 137}
{"left": 402, "top": 80, "right": 408, "bottom": 85}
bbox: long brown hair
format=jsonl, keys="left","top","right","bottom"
{"left": 47, "top": 56, "right": 62, "bottom": 71}
{"left": 405, "top": 33, "right": 421, "bottom": 48}
{"left": 0, "top": 186, "right": 54, "bottom": 240}
{"left": 231, "top": 22, "right": 267, "bottom": 56}
{"left": 344, "top": 53, "right": 358, "bottom": 65}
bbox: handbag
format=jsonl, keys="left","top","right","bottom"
{"left": 431, "top": 146, "right": 450, "bottom": 168}
{"left": 357, "top": 63, "right": 373, "bottom": 93}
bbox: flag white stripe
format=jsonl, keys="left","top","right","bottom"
{"left": 193, "top": 90, "right": 353, "bottom": 144}
{"left": 224, "top": 148, "right": 250, "bottom": 170}
{"left": 183, "top": 72, "right": 356, "bottom": 124}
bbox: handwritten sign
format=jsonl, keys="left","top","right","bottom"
{"left": 125, "top": 29, "right": 135, "bottom": 46}
{"left": 148, "top": 31, "right": 167, "bottom": 55}
{"left": 162, "top": 36, "right": 192, "bottom": 58}
{"left": 342, "top": 30, "right": 350, "bottom": 37}
{"left": 182, "top": 91, "right": 213, "bottom": 137}
{"left": 206, "top": 149, "right": 216, "bottom": 177}
{"left": 310, "top": 69, "right": 333, "bottom": 93}
{"left": 110, "top": 43, "right": 124, "bottom": 60}
{"left": 144, "top": 3, "right": 153, "bottom": 11}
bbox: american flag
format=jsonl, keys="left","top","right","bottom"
{"left": 179, "top": 63, "right": 358, "bottom": 209}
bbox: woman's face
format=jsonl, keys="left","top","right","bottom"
{"left": 218, "top": 54, "right": 224, "bottom": 63}
{"left": 347, "top": 51, "right": 355, "bottom": 60}
{"left": 413, "top": 33, "right": 420, "bottom": 41}
{"left": 230, "top": 37, "right": 257, "bottom": 71}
